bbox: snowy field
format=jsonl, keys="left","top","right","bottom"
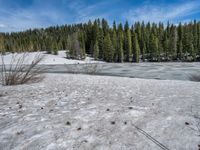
{"left": 0, "top": 74, "right": 200, "bottom": 150}
{"left": 0, "top": 51, "right": 104, "bottom": 65}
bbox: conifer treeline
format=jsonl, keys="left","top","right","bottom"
{"left": 1, "top": 18, "right": 200, "bottom": 62}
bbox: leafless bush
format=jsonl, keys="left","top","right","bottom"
{"left": 0, "top": 52, "right": 45, "bottom": 85}
{"left": 188, "top": 73, "right": 200, "bottom": 82}
{"left": 65, "top": 64, "right": 80, "bottom": 74}
{"left": 65, "top": 61, "right": 102, "bottom": 75}
{"left": 82, "top": 62, "right": 102, "bottom": 74}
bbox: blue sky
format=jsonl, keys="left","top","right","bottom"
{"left": 0, "top": 0, "right": 200, "bottom": 32}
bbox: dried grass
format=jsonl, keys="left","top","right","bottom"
{"left": 0, "top": 52, "right": 45, "bottom": 85}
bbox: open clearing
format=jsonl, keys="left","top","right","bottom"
{"left": 0, "top": 51, "right": 104, "bottom": 65}
{"left": 0, "top": 74, "right": 200, "bottom": 150}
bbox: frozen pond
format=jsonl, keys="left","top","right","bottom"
{"left": 38, "top": 63, "right": 200, "bottom": 81}
{"left": 1, "top": 62, "right": 200, "bottom": 81}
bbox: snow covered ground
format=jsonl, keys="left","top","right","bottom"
{"left": 0, "top": 51, "right": 104, "bottom": 65}
{"left": 0, "top": 74, "right": 200, "bottom": 150}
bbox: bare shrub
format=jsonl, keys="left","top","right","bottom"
{"left": 188, "top": 73, "right": 200, "bottom": 82}
{"left": 64, "top": 64, "right": 80, "bottom": 74}
{"left": 82, "top": 62, "right": 102, "bottom": 74}
{"left": 0, "top": 52, "right": 45, "bottom": 85}
{"left": 67, "top": 63, "right": 102, "bottom": 74}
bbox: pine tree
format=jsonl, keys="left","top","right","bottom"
{"left": 103, "top": 33, "right": 114, "bottom": 62}
{"left": 66, "top": 36, "right": 72, "bottom": 58}
{"left": 145, "top": 22, "right": 151, "bottom": 54}
{"left": 141, "top": 42, "right": 146, "bottom": 61}
{"left": 198, "top": 23, "right": 200, "bottom": 59}
{"left": 113, "top": 21, "right": 117, "bottom": 31}
{"left": 190, "top": 43, "right": 196, "bottom": 61}
{"left": 141, "top": 22, "right": 147, "bottom": 61}
{"left": 79, "top": 32, "right": 86, "bottom": 59}
{"left": 177, "top": 23, "right": 183, "bottom": 60}
{"left": 117, "top": 24, "right": 124, "bottom": 62}
{"left": 112, "top": 30, "right": 117, "bottom": 61}
{"left": 193, "top": 20, "right": 198, "bottom": 57}
{"left": 132, "top": 32, "right": 140, "bottom": 62}
{"left": 177, "top": 40, "right": 183, "bottom": 60}
{"left": 169, "top": 26, "right": 178, "bottom": 60}
{"left": 0, "top": 34, "right": 5, "bottom": 53}
{"left": 93, "top": 40, "right": 99, "bottom": 60}
{"left": 187, "top": 26, "right": 195, "bottom": 61}
{"left": 149, "top": 33, "right": 159, "bottom": 61}
{"left": 124, "top": 21, "right": 132, "bottom": 62}
{"left": 98, "top": 29, "right": 104, "bottom": 59}
{"left": 163, "top": 32, "right": 169, "bottom": 61}
{"left": 85, "top": 20, "right": 93, "bottom": 53}
{"left": 135, "top": 22, "right": 142, "bottom": 50}
{"left": 102, "top": 18, "right": 109, "bottom": 35}
{"left": 90, "top": 20, "right": 99, "bottom": 55}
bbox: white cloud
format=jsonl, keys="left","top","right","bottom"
{"left": 0, "top": 0, "right": 69, "bottom": 32}
{"left": 0, "top": 0, "right": 112, "bottom": 32}
{"left": 64, "top": 0, "right": 114, "bottom": 23}
{"left": 123, "top": 1, "right": 200, "bottom": 23}
{"left": 0, "top": 23, "right": 6, "bottom": 28}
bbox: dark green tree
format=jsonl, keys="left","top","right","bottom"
{"left": 93, "top": 40, "right": 99, "bottom": 60}
{"left": 124, "top": 21, "right": 132, "bottom": 62}
{"left": 149, "top": 33, "right": 159, "bottom": 61}
{"left": 132, "top": 32, "right": 140, "bottom": 62}
{"left": 103, "top": 33, "right": 114, "bottom": 62}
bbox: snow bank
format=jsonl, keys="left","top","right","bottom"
{"left": 0, "top": 51, "right": 105, "bottom": 65}
{"left": 0, "top": 74, "right": 200, "bottom": 149}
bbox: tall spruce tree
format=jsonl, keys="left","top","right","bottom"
{"left": 98, "top": 28, "right": 104, "bottom": 59}
{"left": 0, "top": 34, "right": 5, "bottom": 53}
{"left": 124, "top": 21, "right": 132, "bottom": 62}
{"left": 103, "top": 33, "right": 114, "bottom": 62}
{"left": 169, "top": 26, "right": 178, "bottom": 60}
{"left": 132, "top": 32, "right": 140, "bottom": 63}
{"left": 141, "top": 22, "right": 147, "bottom": 61}
{"left": 117, "top": 24, "right": 124, "bottom": 62}
{"left": 177, "top": 23, "right": 183, "bottom": 60}
{"left": 198, "top": 23, "right": 200, "bottom": 58}
{"left": 150, "top": 33, "right": 159, "bottom": 61}
{"left": 112, "top": 30, "right": 117, "bottom": 61}
{"left": 93, "top": 40, "right": 99, "bottom": 60}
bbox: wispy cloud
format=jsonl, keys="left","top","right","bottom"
{"left": 123, "top": 0, "right": 200, "bottom": 23}
{"left": 0, "top": 23, "right": 6, "bottom": 28}
{"left": 0, "top": 0, "right": 115, "bottom": 32}
{"left": 0, "top": 0, "right": 69, "bottom": 32}
{"left": 0, "top": 0, "right": 200, "bottom": 32}
{"left": 64, "top": 0, "right": 115, "bottom": 23}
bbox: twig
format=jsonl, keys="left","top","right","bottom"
{"left": 132, "top": 123, "right": 170, "bottom": 150}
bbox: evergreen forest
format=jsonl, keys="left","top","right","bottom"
{"left": 1, "top": 19, "right": 200, "bottom": 62}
